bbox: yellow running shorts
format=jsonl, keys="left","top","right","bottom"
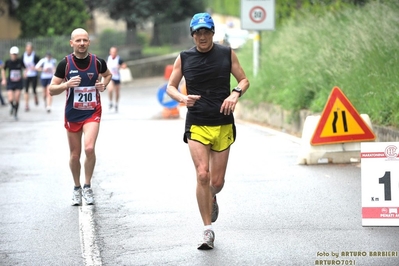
{"left": 186, "top": 124, "right": 236, "bottom": 152}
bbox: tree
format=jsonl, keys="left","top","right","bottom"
{"left": 205, "top": 0, "right": 240, "bottom": 16}
{"left": 90, "top": 0, "right": 205, "bottom": 46}
{"left": 150, "top": 0, "right": 205, "bottom": 46}
{"left": 88, "top": 0, "right": 153, "bottom": 46}
{"left": 13, "top": 0, "right": 89, "bottom": 38}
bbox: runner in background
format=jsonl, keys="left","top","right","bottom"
{"left": 107, "top": 46, "right": 127, "bottom": 112}
{"left": 1, "top": 46, "right": 25, "bottom": 120}
{"left": 0, "top": 59, "right": 6, "bottom": 106}
{"left": 22, "top": 42, "right": 40, "bottom": 111}
{"left": 35, "top": 51, "right": 57, "bottom": 113}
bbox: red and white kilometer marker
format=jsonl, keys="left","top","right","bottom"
{"left": 361, "top": 142, "right": 399, "bottom": 226}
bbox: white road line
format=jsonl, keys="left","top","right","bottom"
{"left": 79, "top": 205, "right": 103, "bottom": 266}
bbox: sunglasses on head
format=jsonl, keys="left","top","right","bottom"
{"left": 193, "top": 29, "right": 213, "bottom": 36}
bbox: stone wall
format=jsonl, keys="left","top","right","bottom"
{"left": 236, "top": 100, "right": 399, "bottom": 142}
{"left": 125, "top": 53, "right": 179, "bottom": 79}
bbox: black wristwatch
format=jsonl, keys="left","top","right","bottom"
{"left": 232, "top": 87, "right": 242, "bottom": 97}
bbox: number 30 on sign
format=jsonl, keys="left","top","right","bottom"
{"left": 361, "top": 142, "right": 399, "bottom": 226}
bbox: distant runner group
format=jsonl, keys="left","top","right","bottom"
{"left": 0, "top": 43, "right": 127, "bottom": 119}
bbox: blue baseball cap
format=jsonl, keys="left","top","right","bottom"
{"left": 190, "top": 13, "right": 215, "bottom": 36}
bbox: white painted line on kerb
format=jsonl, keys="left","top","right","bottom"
{"left": 79, "top": 205, "right": 102, "bottom": 266}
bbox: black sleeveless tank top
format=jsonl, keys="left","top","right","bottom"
{"left": 181, "top": 44, "right": 234, "bottom": 126}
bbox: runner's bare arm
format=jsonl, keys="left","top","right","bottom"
{"left": 95, "top": 69, "right": 112, "bottom": 92}
{"left": 1, "top": 68, "right": 5, "bottom": 85}
{"left": 49, "top": 75, "right": 81, "bottom": 96}
{"left": 101, "top": 69, "right": 112, "bottom": 88}
{"left": 166, "top": 55, "right": 185, "bottom": 102}
{"left": 120, "top": 62, "right": 127, "bottom": 69}
{"left": 230, "top": 50, "right": 249, "bottom": 96}
{"left": 166, "top": 55, "right": 201, "bottom": 107}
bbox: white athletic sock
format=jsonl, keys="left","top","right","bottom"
{"left": 204, "top": 225, "right": 213, "bottom": 231}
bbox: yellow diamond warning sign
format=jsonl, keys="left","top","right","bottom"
{"left": 311, "top": 86, "right": 376, "bottom": 145}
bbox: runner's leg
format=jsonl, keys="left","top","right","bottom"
{"left": 24, "top": 78, "right": 30, "bottom": 110}
{"left": 82, "top": 122, "right": 100, "bottom": 186}
{"left": 67, "top": 130, "right": 83, "bottom": 187}
{"left": 115, "top": 83, "right": 120, "bottom": 105}
{"left": 14, "top": 89, "right": 21, "bottom": 116}
{"left": 188, "top": 139, "right": 213, "bottom": 226}
{"left": 7, "top": 89, "right": 14, "bottom": 107}
{"left": 209, "top": 148, "right": 229, "bottom": 196}
{"left": 108, "top": 81, "right": 114, "bottom": 108}
{"left": 32, "top": 76, "right": 38, "bottom": 105}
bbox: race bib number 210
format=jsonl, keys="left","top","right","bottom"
{"left": 73, "top": 86, "right": 97, "bottom": 110}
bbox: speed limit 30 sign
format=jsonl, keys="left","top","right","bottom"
{"left": 241, "top": 0, "right": 275, "bottom": 30}
{"left": 361, "top": 142, "right": 399, "bottom": 226}
{"left": 250, "top": 6, "right": 266, "bottom": 24}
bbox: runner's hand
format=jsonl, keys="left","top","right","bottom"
{"left": 185, "top": 95, "right": 201, "bottom": 107}
{"left": 95, "top": 80, "right": 106, "bottom": 92}
{"left": 67, "top": 75, "right": 81, "bottom": 88}
{"left": 220, "top": 94, "right": 239, "bottom": 115}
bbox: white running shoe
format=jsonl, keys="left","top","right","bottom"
{"left": 197, "top": 229, "right": 215, "bottom": 250}
{"left": 71, "top": 188, "right": 82, "bottom": 206}
{"left": 82, "top": 187, "right": 95, "bottom": 205}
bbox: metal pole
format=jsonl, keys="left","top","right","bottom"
{"left": 253, "top": 31, "right": 260, "bottom": 76}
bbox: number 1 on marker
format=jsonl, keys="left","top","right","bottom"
{"left": 379, "top": 171, "right": 392, "bottom": 201}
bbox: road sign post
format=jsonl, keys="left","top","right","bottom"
{"left": 361, "top": 142, "right": 399, "bottom": 226}
{"left": 253, "top": 31, "right": 260, "bottom": 76}
{"left": 241, "top": 0, "right": 275, "bottom": 76}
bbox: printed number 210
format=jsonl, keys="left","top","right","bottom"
{"left": 78, "top": 93, "right": 92, "bottom": 102}
{"left": 379, "top": 171, "right": 392, "bottom": 201}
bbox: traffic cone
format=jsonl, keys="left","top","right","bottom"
{"left": 162, "top": 65, "right": 179, "bottom": 118}
{"left": 162, "top": 107, "right": 180, "bottom": 119}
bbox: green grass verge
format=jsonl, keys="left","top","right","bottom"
{"left": 142, "top": 45, "right": 180, "bottom": 57}
{"left": 237, "top": 1, "right": 399, "bottom": 127}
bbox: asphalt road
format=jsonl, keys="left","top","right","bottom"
{"left": 0, "top": 77, "right": 398, "bottom": 266}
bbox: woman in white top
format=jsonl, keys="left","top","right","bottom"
{"left": 35, "top": 51, "right": 57, "bottom": 112}
{"left": 107, "top": 46, "right": 127, "bottom": 112}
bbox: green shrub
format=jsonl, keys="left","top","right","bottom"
{"left": 240, "top": 1, "right": 399, "bottom": 127}
{"left": 98, "top": 29, "right": 126, "bottom": 53}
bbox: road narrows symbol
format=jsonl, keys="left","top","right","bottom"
{"left": 332, "top": 112, "right": 338, "bottom": 133}
{"left": 332, "top": 111, "right": 348, "bottom": 133}
{"left": 342, "top": 111, "right": 348, "bottom": 132}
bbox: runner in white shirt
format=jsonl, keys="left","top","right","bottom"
{"left": 35, "top": 51, "right": 57, "bottom": 112}
{"left": 22, "top": 42, "right": 40, "bottom": 111}
{"left": 107, "top": 46, "right": 127, "bottom": 112}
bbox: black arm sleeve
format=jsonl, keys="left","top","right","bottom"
{"left": 97, "top": 58, "right": 108, "bottom": 74}
{"left": 54, "top": 58, "right": 67, "bottom": 79}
